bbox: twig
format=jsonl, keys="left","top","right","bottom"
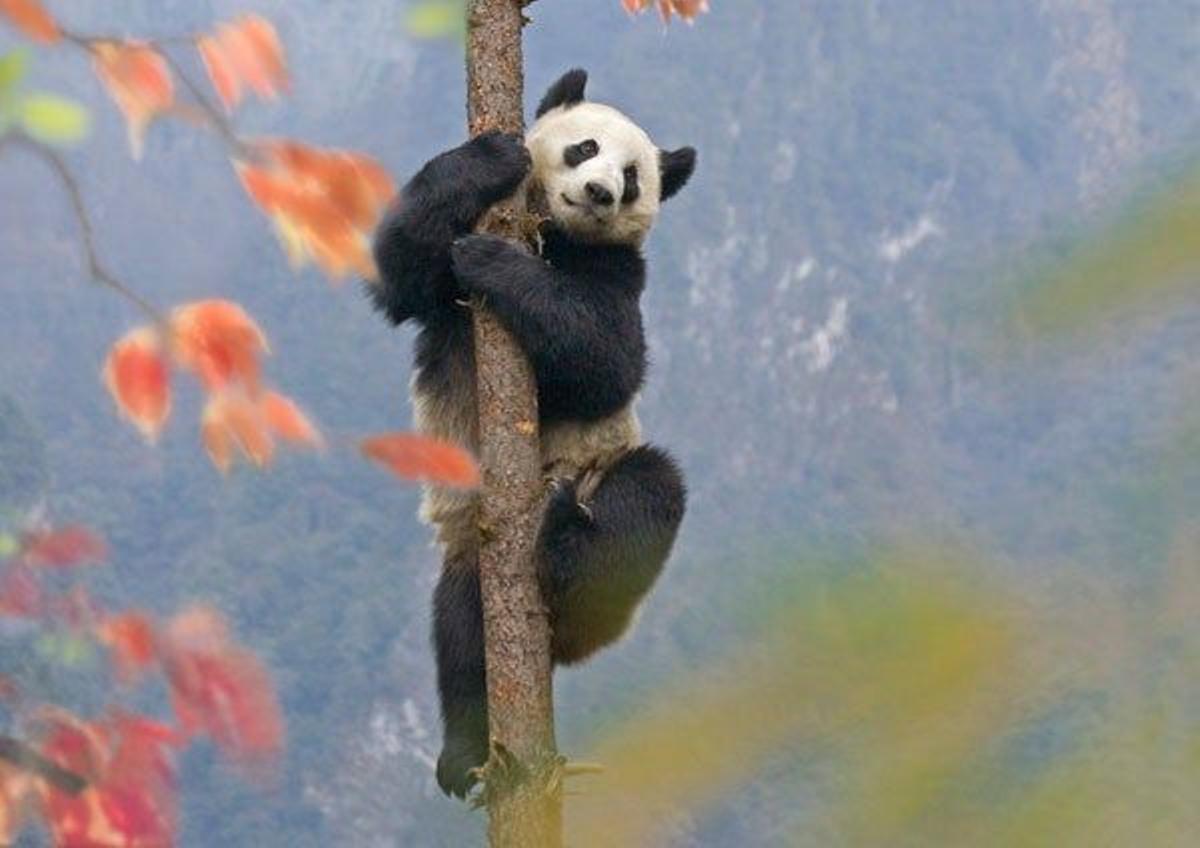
{"left": 57, "top": 28, "right": 253, "bottom": 160}
{"left": 0, "top": 734, "right": 87, "bottom": 794}
{"left": 1, "top": 131, "right": 165, "bottom": 325}
{"left": 156, "top": 49, "right": 253, "bottom": 158}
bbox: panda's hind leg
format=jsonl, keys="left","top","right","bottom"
{"left": 432, "top": 555, "right": 488, "bottom": 798}
{"left": 539, "top": 445, "right": 686, "bottom": 665}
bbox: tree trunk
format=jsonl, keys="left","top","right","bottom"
{"left": 464, "top": 1, "right": 562, "bottom": 846}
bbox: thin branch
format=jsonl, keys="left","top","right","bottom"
{"left": 156, "top": 49, "right": 253, "bottom": 158}
{"left": 0, "top": 734, "right": 87, "bottom": 795}
{"left": 2, "top": 131, "right": 165, "bottom": 325}
{"left": 57, "top": 28, "right": 253, "bottom": 159}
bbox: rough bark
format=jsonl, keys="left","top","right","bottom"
{"left": 464, "top": 1, "right": 562, "bottom": 846}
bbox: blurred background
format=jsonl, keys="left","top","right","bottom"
{"left": 1, "top": 0, "right": 1198, "bottom": 844}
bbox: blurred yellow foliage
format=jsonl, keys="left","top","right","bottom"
{"left": 568, "top": 543, "right": 1200, "bottom": 846}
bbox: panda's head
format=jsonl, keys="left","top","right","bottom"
{"left": 526, "top": 69, "right": 696, "bottom": 246}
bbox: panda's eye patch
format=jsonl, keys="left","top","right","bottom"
{"left": 621, "top": 164, "right": 640, "bottom": 204}
{"left": 564, "top": 139, "right": 599, "bottom": 168}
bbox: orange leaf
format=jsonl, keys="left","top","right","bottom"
{"left": 360, "top": 433, "right": 481, "bottom": 489}
{"left": 260, "top": 391, "right": 322, "bottom": 447}
{"left": 0, "top": 0, "right": 59, "bottom": 43}
{"left": 91, "top": 41, "right": 174, "bottom": 159}
{"left": 170, "top": 299, "right": 268, "bottom": 392}
{"left": 623, "top": 0, "right": 708, "bottom": 21}
{"left": 202, "top": 392, "right": 274, "bottom": 470}
{"left": 103, "top": 327, "right": 171, "bottom": 442}
{"left": 200, "top": 402, "right": 235, "bottom": 475}
{"left": 237, "top": 141, "right": 394, "bottom": 283}
{"left": 216, "top": 14, "right": 287, "bottom": 101}
{"left": 196, "top": 34, "right": 241, "bottom": 112}
{"left": 97, "top": 612, "right": 158, "bottom": 683}
{"left": 22, "top": 525, "right": 108, "bottom": 569}
{"left": 237, "top": 15, "right": 287, "bottom": 96}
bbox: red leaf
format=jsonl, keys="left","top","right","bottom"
{"left": 169, "top": 299, "right": 268, "bottom": 392}
{"left": 103, "top": 327, "right": 171, "bottom": 442}
{"left": 97, "top": 612, "right": 158, "bottom": 683}
{"left": 200, "top": 401, "right": 235, "bottom": 475}
{"left": 360, "top": 433, "right": 481, "bottom": 489}
{"left": 623, "top": 0, "right": 708, "bottom": 21}
{"left": 40, "top": 711, "right": 178, "bottom": 847}
{"left": 197, "top": 34, "right": 241, "bottom": 112}
{"left": 236, "top": 15, "right": 288, "bottom": 97}
{"left": 91, "top": 41, "right": 174, "bottom": 159}
{"left": 260, "top": 390, "right": 322, "bottom": 447}
{"left": 0, "top": 0, "right": 60, "bottom": 43}
{"left": 160, "top": 606, "right": 283, "bottom": 767}
{"left": 201, "top": 391, "right": 274, "bottom": 471}
{"left": 22, "top": 526, "right": 108, "bottom": 569}
{"left": 215, "top": 14, "right": 288, "bottom": 101}
{"left": 0, "top": 565, "right": 42, "bottom": 617}
{"left": 0, "top": 759, "right": 36, "bottom": 845}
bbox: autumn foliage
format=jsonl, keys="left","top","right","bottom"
{"left": 0, "top": 0, "right": 59, "bottom": 44}
{"left": 360, "top": 433, "right": 483, "bottom": 489}
{"left": 102, "top": 300, "right": 321, "bottom": 474}
{"left": 621, "top": 0, "right": 709, "bottom": 22}
{"left": 236, "top": 139, "right": 395, "bottom": 282}
{"left": 197, "top": 14, "right": 289, "bottom": 113}
{"left": 90, "top": 41, "right": 174, "bottom": 159}
{"left": 0, "top": 524, "right": 282, "bottom": 846}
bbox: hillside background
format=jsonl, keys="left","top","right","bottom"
{"left": 2, "top": 1, "right": 1198, "bottom": 844}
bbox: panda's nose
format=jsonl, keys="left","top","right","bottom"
{"left": 585, "top": 181, "right": 614, "bottom": 206}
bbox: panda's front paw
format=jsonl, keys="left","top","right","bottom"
{"left": 462, "top": 130, "right": 531, "bottom": 203}
{"left": 450, "top": 233, "right": 525, "bottom": 291}
{"left": 437, "top": 733, "right": 488, "bottom": 800}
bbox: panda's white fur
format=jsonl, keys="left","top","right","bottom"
{"left": 526, "top": 102, "right": 664, "bottom": 246}
{"left": 416, "top": 100, "right": 662, "bottom": 562}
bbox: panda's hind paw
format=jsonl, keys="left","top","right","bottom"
{"left": 437, "top": 735, "right": 488, "bottom": 800}
{"left": 546, "top": 478, "right": 594, "bottom": 529}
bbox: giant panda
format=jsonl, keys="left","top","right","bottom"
{"left": 370, "top": 68, "right": 695, "bottom": 798}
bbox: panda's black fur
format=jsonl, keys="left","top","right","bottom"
{"left": 370, "top": 69, "right": 695, "bottom": 798}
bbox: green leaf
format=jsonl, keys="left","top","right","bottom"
{"left": 18, "top": 93, "right": 89, "bottom": 145}
{"left": 0, "top": 50, "right": 28, "bottom": 104}
{"left": 0, "top": 532, "right": 17, "bottom": 559}
{"left": 404, "top": 0, "right": 465, "bottom": 41}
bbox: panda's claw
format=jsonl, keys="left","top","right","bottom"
{"left": 437, "top": 734, "right": 488, "bottom": 800}
{"left": 546, "top": 478, "right": 593, "bottom": 529}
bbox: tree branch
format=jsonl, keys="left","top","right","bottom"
{"left": 464, "top": 0, "right": 562, "bottom": 845}
{"left": 1, "top": 131, "right": 165, "bottom": 325}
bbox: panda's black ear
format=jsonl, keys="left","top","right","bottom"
{"left": 536, "top": 69, "right": 588, "bottom": 118}
{"left": 659, "top": 147, "right": 696, "bottom": 200}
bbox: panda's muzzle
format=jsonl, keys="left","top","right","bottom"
{"left": 562, "top": 191, "right": 613, "bottom": 219}
{"left": 584, "top": 181, "right": 614, "bottom": 206}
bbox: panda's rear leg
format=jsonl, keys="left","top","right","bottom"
{"left": 432, "top": 557, "right": 489, "bottom": 798}
{"left": 539, "top": 445, "right": 686, "bottom": 665}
